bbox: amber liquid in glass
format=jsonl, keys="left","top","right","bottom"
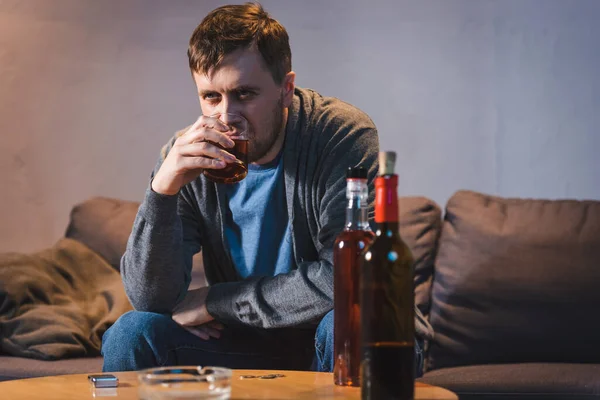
{"left": 333, "top": 229, "right": 374, "bottom": 386}
{"left": 203, "top": 139, "right": 248, "bottom": 184}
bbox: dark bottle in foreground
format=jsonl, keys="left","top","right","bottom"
{"left": 360, "top": 152, "right": 415, "bottom": 400}
{"left": 333, "top": 167, "right": 375, "bottom": 386}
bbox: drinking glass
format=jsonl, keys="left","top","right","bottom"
{"left": 202, "top": 112, "right": 249, "bottom": 184}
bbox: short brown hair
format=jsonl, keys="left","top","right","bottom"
{"left": 188, "top": 2, "right": 291, "bottom": 84}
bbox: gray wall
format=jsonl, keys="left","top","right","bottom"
{"left": 1, "top": 0, "right": 599, "bottom": 253}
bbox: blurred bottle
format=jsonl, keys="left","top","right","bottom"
{"left": 333, "top": 167, "right": 374, "bottom": 386}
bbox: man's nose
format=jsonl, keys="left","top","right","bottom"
{"left": 218, "top": 108, "right": 243, "bottom": 124}
{"left": 216, "top": 98, "right": 242, "bottom": 120}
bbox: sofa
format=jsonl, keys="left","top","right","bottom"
{"left": 1, "top": 190, "right": 599, "bottom": 400}
{"left": 411, "top": 191, "right": 600, "bottom": 399}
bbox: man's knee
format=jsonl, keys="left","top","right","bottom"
{"left": 316, "top": 310, "right": 333, "bottom": 341}
{"left": 103, "top": 311, "right": 169, "bottom": 345}
{"left": 314, "top": 310, "right": 334, "bottom": 372}
{"left": 101, "top": 311, "right": 172, "bottom": 371}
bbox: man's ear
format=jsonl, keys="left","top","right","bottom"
{"left": 282, "top": 71, "right": 296, "bottom": 108}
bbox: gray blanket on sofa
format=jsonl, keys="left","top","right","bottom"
{"left": 0, "top": 238, "right": 132, "bottom": 360}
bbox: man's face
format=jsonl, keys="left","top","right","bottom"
{"left": 193, "top": 47, "right": 294, "bottom": 163}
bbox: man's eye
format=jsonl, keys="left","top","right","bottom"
{"left": 237, "top": 90, "right": 255, "bottom": 100}
{"left": 203, "top": 93, "right": 220, "bottom": 101}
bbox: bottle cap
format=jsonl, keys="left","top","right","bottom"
{"left": 346, "top": 166, "right": 368, "bottom": 179}
{"left": 378, "top": 152, "right": 396, "bottom": 176}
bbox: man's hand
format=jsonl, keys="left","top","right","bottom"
{"left": 172, "top": 287, "right": 213, "bottom": 326}
{"left": 152, "top": 116, "right": 237, "bottom": 196}
{"left": 184, "top": 321, "right": 225, "bottom": 340}
{"left": 173, "top": 287, "right": 225, "bottom": 340}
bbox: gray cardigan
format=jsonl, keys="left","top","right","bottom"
{"left": 121, "top": 87, "right": 433, "bottom": 340}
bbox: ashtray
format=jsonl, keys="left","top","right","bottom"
{"left": 137, "top": 366, "right": 232, "bottom": 399}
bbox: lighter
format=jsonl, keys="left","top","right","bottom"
{"left": 88, "top": 374, "right": 119, "bottom": 388}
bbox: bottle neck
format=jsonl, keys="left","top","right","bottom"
{"left": 345, "top": 178, "right": 370, "bottom": 231}
{"left": 375, "top": 174, "right": 399, "bottom": 224}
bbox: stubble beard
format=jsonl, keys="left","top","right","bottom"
{"left": 247, "top": 96, "right": 285, "bottom": 163}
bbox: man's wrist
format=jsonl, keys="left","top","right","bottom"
{"left": 151, "top": 177, "right": 179, "bottom": 196}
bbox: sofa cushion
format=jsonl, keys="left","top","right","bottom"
{"left": 428, "top": 190, "right": 600, "bottom": 370}
{"left": 399, "top": 197, "right": 443, "bottom": 317}
{"left": 420, "top": 363, "right": 600, "bottom": 400}
{"left": 0, "top": 356, "right": 103, "bottom": 381}
{"left": 65, "top": 197, "right": 140, "bottom": 270}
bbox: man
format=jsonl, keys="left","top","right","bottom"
{"left": 102, "top": 2, "right": 432, "bottom": 374}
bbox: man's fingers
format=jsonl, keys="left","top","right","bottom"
{"left": 185, "top": 326, "right": 221, "bottom": 340}
{"left": 209, "top": 321, "right": 225, "bottom": 330}
{"left": 189, "top": 115, "right": 205, "bottom": 131}
{"left": 186, "top": 326, "right": 210, "bottom": 340}
{"left": 179, "top": 156, "right": 227, "bottom": 171}
{"left": 201, "top": 116, "right": 231, "bottom": 133}
{"left": 180, "top": 142, "right": 237, "bottom": 162}
{"left": 190, "top": 130, "right": 235, "bottom": 149}
{"left": 180, "top": 126, "right": 234, "bottom": 149}
{"left": 204, "top": 326, "right": 222, "bottom": 339}
{"left": 182, "top": 116, "right": 232, "bottom": 143}
{"left": 188, "top": 115, "right": 229, "bottom": 131}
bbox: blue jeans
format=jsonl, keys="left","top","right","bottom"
{"left": 313, "top": 310, "right": 334, "bottom": 372}
{"left": 102, "top": 310, "right": 422, "bottom": 375}
{"left": 102, "top": 310, "right": 325, "bottom": 372}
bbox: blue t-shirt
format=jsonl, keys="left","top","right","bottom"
{"left": 222, "top": 152, "right": 294, "bottom": 278}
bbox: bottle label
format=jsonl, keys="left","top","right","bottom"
{"left": 375, "top": 175, "right": 398, "bottom": 223}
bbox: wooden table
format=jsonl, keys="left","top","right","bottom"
{"left": 0, "top": 369, "right": 457, "bottom": 399}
